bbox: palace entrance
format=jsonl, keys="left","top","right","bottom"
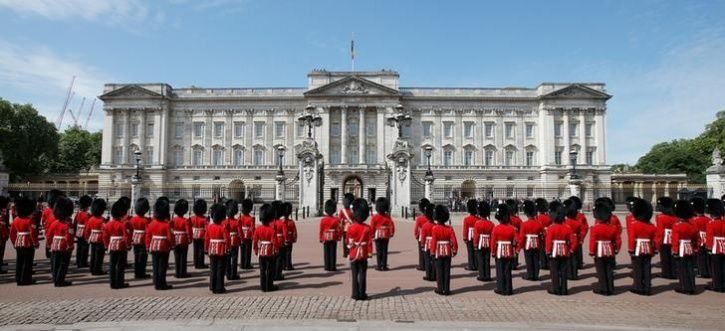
{"left": 229, "top": 180, "right": 246, "bottom": 201}
{"left": 342, "top": 176, "right": 363, "bottom": 198}
{"left": 461, "top": 180, "right": 476, "bottom": 199}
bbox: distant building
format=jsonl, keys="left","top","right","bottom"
{"left": 610, "top": 173, "right": 689, "bottom": 204}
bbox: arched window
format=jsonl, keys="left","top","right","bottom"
{"left": 463, "top": 145, "right": 476, "bottom": 166}
{"left": 525, "top": 145, "right": 538, "bottom": 167}
{"left": 211, "top": 145, "right": 225, "bottom": 167}
{"left": 232, "top": 145, "right": 245, "bottom": 167}
{"left": 443, "top": 145, "right": 455, "bottom": 166}
{"left": 192, "top": 145, "right": 204, "bottom": 167}
{"left": 504, "top": 145, "right": 517, "bottom": 167}
{"left": 253, "top": 145, "right": 266, "bottom": 166}
{"left": 484, "top": 145, "right": 497, "bottom": 166}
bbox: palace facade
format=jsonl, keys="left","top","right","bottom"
{"left": 98, "top": 70, "right": 612, "bottom": 205}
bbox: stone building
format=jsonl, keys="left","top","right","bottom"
{"left": 98, "top": 70, "right": 612, "bottom": 206}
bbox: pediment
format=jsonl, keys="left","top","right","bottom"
{"left": 541, "top": 84, "right": 611, "bottom": 100}
{"left": 99, "top": 85, "right": 164, "bottom": 100}
{"left": 304, "top": 76, "right": 400, "bottom": 97}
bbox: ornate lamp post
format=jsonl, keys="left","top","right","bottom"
{"left": 568, "top": 147, "right": 582, "bottom": 198}
{"left": 569, "top": 148, "right": 579, "bottom": 180}
{"left": 131, "top": 149, "right": 142, "bottom": 211}
{"left": 299, "top": 104, "right": 323, "bottom": 139}
{"left": 275, "top": 145, "right": 286, "bottom": 201}
{"left": 424, "top": 145, "right": 434, "bottom": 200}
{"left": 387, "top": 104, "right": 412, "bottom": 139}
{"left": 296, "top": 105, "right": 324, "bottom": 215}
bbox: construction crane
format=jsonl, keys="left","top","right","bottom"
{"left": 71, "top": 97, "right": 86, "bottom": 128}
{"left": 56, "top": 76, "right": 75, "bottom": 129}
{"left": 83, "top": 98, "right": 96, "bottom": 130}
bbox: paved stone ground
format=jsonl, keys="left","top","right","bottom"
{"left": 1, "top": 212, "right": 724, "bottom": 330}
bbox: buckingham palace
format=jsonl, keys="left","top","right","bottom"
{"left": 98, "top": 69, "right": 612, "bottom": 208}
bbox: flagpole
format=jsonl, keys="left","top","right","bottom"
{"left": 351, "top": 32, "right": 355, "bottom": 72}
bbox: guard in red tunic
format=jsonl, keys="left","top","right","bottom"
{"left": 429, "top": 205, "right": 458, "bottom": 295}
{"left": 46, "top": 197, "right": 75, "bottom": 287}
{"left": 238, "top": 199, "right": 255, "bottom": 270}
{"left": 271, "top": 200, "right": 288, "bottom": 280}
{"left": 535, "top": 198, "right": 551, "bottom": 270}
{"left": 73, "top": 195, "right": 92, "bottom": 268}
{"left": 0, "top": 196, "right": 9, "bottom": 274}
{"left": 473, "top": 200, "right": 494, "bottom": 281}
{"left": 84, "top": 199, "right": 107, "bottom": 276}
{"left": 628, "top": 198, "right": 657, "bottom": 295}
{"left": 146, "top": 199, "right": 175, "bottom": 290}
{"left": 223, "top": 199, "right": 241, "bottom": 280}
{"left": 206, "top": 204, "right": 231, "bottom": 294}
{"left": 338, "top": 193, "right": 354, "bottom": 258}
{"left": 505, "top": 199, "right": 522, "bottom": 269}
{"left": 545, "top": 202, "right": 578, "bottom": 295}
{"left": 190, "top": 199, "right": 209, "bottom": 269}
{"left": 519, "top": 200, "right": 544, "bottom": 281}
{"left": 371, "top": 197, "right": 395, "bottom": 271}
{"left": 569, "top": 196, "right": 588, "bottom": 269}
{"left": 563, "top": 200, "right": 583, "bottom": 280}
{"left": 103, "top": 200, "right": 132, "bottom": 289}
{"left": 655, "top": 197, "right": 678, "bottom": 279}
{"left": 705, "top": 199, "right": 725, "bottom": 292}
{"left": 253, "top": 203, "right": 279, "bottom": 292}
{"left": 320, "top": 200, "right": 340, "bottom": 271}
{"left": 171, "top": 199, "right": 192, "bottom": 278}
{"left": 10, "top": 197, "right": 40, "bottom": 285}
{"left": 462, "top": 199, "right": 479, "bottom": 271}
{"left": 421, "top": 204, "right": 437, "bottom": 281}
{"left": 347, "top": 198, "right": 373, "bottom": 300}
{"left": 41, "top": 189, "right": 63, "bottom": 259}
{"left": 130, "top": 198, "right": 150, "bottom": 279}
{"left": 691, "top": 197, "right": 712, "bottom": 278}
{"left": 414, "top": 198, "right": 430, "bottom": 271}
{"left": 491, "top": 204, "right": 517, "bottom": 295}
{"left": 283, "top": 202, "right": 298, "bottom": 271}
{"left": 589, "top": 201, "right": 621, "bottom": 295}
{"left": 672, "top": 200, "right": 699, "bottom": 294}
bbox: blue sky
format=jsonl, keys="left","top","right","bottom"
{"left": 1, "top": 0, "right": 724, "bottom": 164}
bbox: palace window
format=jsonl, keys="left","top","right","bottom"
{"left": 585, "top": 122, "right": 594, "bottom": 137}
{"left": 555, "top": 148, "right": 563, "bottom": 165}
{"left": 212, "top": 149, "right": 223, "bottom": 166}
{"left": 234, "top": 149, "right": 244, "bottom": 166}
{"left": 330, "top": 150, "right": 340, "bottom": 165}
{"left": 443, "top": 122, "right": 454, "bottom": 138}
{"left": 485, "top": 149, "right": 494, "bottom": 166}
{"left": 254, "top": 122, "right": 265, "bottom": 138}
{"left": 147, "top": 123, "right": 154, "bottom": 138}
{"left": 525, "top": 123, "right": 534, "bottom": 138}
{"left": 349, "top": 149, "right": 358, "bottom": 164}
{"left": 275, "top": 122, "right": 285, "bottom": 138}
{"left": 214, "top": 122, "right": 224, "bottom": 138}
{"left": 505, "top": 122, "right": 515, "bottom": 139}
{"left": 443, "top": 149, "right": 453, "bottom": 166}
{"left": 193, "top": 122, "right": 204, "bottom": 138}
{"left": 173, "top": 150, "right": 183, "bottom": 167}
{"left": 115, "top": 123, "right": 123, "bottom": 138}
{"left": 113, "top": 147, "right": 122, "bottom": 163}
{"left": 485, "top": 122, "right": 494, "bottom": 138}
{"left": 463, "top": 149, "right": 474, "bottom": 166}
{"left": 131, "top": 123, "right": 139, "bottom": 137}
{"left": 505, "top": 149, "right": 514, "bottom": 166}
{"left": 366, "top": 149, "right": 377, "bottom": 163}
{"left": 422, "top": 121, "right": 433, "bottom": 138}
{"left": 234, "top": 122, "right": 244, "bottom": 138}
{"left": 349, "top": 121, "right": 358, "bottom": 137}
{"left": 569, "top": 122, "right": 578, "bottom": 137}
{"left": 464, "top": 122, "right": 474, "bottom": 139}
{"left": 366, "top": 117, "right": 376, "bottom": 136}
{"left": 146, "top": 147, "right": 153, "bottom": 165}
{"left": 526, "top": 151, "right": 534, "bottom": 166}
{"left": 296, "top": 122, "right": 305, "bottom": 137}
{"left": 331, "top": 122, "right": 341, "bottom": 137}
{"left": 193, "top": 149, "right": 203, "bottom": 166}
{"left": 586, "top": 148, "right": 595, "bottom": 165}
{"left": 253, "top": 148, "right": 264, "bottom": 165}
{"left": 174, "top": 123, "right": 183, "bottom": 138}
{"left": 554, "top": 122, "right": 562, "bottom": 137}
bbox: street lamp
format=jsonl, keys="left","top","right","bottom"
{"left": 276, "top": 145, "right": 286, "bottom": 176}
{"left": 299, "top": 104, "right": 323, "bottom": 139}
{"left": 387, "top": 104, "right": 412, "bottom": 139}
{"left": 569, "top": 148, "right": 579, "bottom": 179}
{"left": 424, "top": 145, "right": 433, "bottom": 177}
{"left": 133, "top": 149, "right": 142, "bottom": 180}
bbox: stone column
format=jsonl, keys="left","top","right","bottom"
{"left": 319, "top": 107, "right": 330, "bottom": 164}
{"left": 153, "top": 109, "right": 163, "bottom": 166}
{"left": 376, "top": 107, "right": 385, "bottom": 165}
{"left": 341, "top": 107, "right": 348, "bottom": 164}
{"left": 122, "top": 110, "right": 130, "bottom": 164}
{"left": 562, "top": 110, "right": 570, "bottom": 156}
{"left": 159, "top": 105, "right": 169, "bottom": 167}
{"left": 651, "top": 182, "right": 658, "bottom": 204}
{"left": 358, "top": 108, "right": 365, "bottom": 164}
{"left": 139, "top": 110, "right": 146, "bottom": 156}
{"left": 101, "top": 109, "right": 115, "bottom": 164}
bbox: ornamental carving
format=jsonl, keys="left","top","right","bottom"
{"left": 341, "top": 80, "right": 369, "bottom": 94}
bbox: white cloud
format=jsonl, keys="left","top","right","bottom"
{"left": 0, "top": 0, "right": 151, "bottom": 24}
{"left": 0, "top": 40, "right": 110, "bottom": 131}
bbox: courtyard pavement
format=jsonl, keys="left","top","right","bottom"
{"left": 0, "top": 212, "right": 723, "bottom": 330}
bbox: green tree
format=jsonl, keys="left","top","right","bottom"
{"left": 0, "top": 98, "right": 59, "bottom": 180}
{"left": 51, "top": 126, "right": 102, "bottom": 172}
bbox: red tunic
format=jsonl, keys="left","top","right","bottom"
{"left": 706, "top": 217, "right": 725, "bottom": 254}
{"left": 171, "top": 216, "right": 192, "bottom": 247}
{"left": 510, "top": 215, "right": 523, "bottom": 232}
{"left": 491, "top": 224, "right": 517, "bottom": 258}
{"left": 9, "top": 217, "right": 39, "bottom": 248}
{"left": 84, "top": 216, "right": 105, "bottom": 244}
{"left": 190, "top": 215, "right": 208, "bottom": 240}
{"left": 588, "top": 222, "right": 621, "bottom": 257}
{"left": 346, "top": 222, "right": 373, "bottom": 261}
{"left": 46, "top": 219, "right": 74, "bottom": 252}
{"left": 518, "top": 218, "right": 544, "bottom": 252}
{"left": 655, "top": 214, "right": 678, "bottom": 248}
{"left": 145, "top": 218, "right": 174, "bottom": 252}
{"left": 238, "top": 214, "right": 255, "bottom": 241}
{"left": 625, "top": 213, "right": 636, "bottom": 230}
{"left": 473, "top": 218, "right": 495, "bottom": 250}
{"left": 370, "top": 214, "right": 395, "bottom": 240}
{"left": 414, "top": 215, "right": 428, "bottom": 241}
{"left": 628, "top": 221, "right": 657, "bottom": 255}
{"left": 420, "top": 221, "right": 436, "bottom": 250}
{"left": 319, "top": 215, "right": 340, "bottom": 242}
{"left": 545, "top": 223, "right": 577, "bottom": 257}
{"left": 222, "top": 217, "right": 241, "bottom": 247}
{"left": 429, "top": 224, "right": 458, "bottom": 257}
{"left": 691, "top": 215, "right": 712, "bottom": 247}
{"left": 103, "top": 219, "right": 131, "bottom": 252}
{"left": 338, "top": 208, "right": 353, "bottom": 233}
{"left": 537, "top": 213, "right": 552, "bottom": 228}
{"left": 41, "top": 206, "right": 55, "bottom": 234}
{"left": 565, "top": 217, "right": 583, "bottom": 244}
{"left": 205, "top": 223, "right": 231, "bottom": 256}
{"left": 252, "top": 223, "right": 278, "bottom": 257}
{"left": 73, "top": 210, "right": 90, "bottom": 239}
{"left": 672, "top": 221, "right": 699, "bottom": 257}
{"left": 609, "top": 215, "right": 623, "bottom": 235}
{"left": 285, "top": 218, "right": 298, "bottom": 244}
{"left": 577, "top": 212, "right": 589, "bottom": 240}
{"left": 272, "top": 219, "right": 288, "bottom": 247}
{"left": 462, "top": 214, "right": 479, "bottom": 242}
{"left": 130, "top": 215, "right": 149, "bottom": 245}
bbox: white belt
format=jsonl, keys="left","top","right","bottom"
{"left": 151, "top": 235, "right": 166, "bottom": 240}
{"left": 210, "top": 239, "right": 224, "bottom": 243}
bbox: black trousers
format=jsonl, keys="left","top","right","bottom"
{"left": 109, "top": 251, "right": 127, "bottom": 288}
{"left": 151, "top": 252, "right": 170, "bottom": 289}
{"left": 173, "top": 245, "right": 189, "bottom": 278}
{"left": 0, "top": 240, "right": 5, "bottom": 272}
{"left": 259, "top": 256, "right": 275, "bottom": 291}
{"left": 675, "top": 256, "right": 696, "bottom": 293}
{"left": 475, "top": 249, "right": 491, "bottom": 280}
{"left": 697, "top": 248, "right": 711, "bottom": 278}
{"left": 524, "top": 249, "right": 541, "bottom": 280}
{"left": 192, "top": 239, "right": 206, "bottom": 268}
{"left": 240, "top": 240, "right": 253, "bottom": 269}
{"left": 342, "top": 233, "right": 349, "bottom": 257}
{"left": 226, "top": 245, "right": 239, "bottom": 279}
{"left": 133, "top": 244, "right": 148, "bottom": 278}
{"left": 660, "top": 245, "right": 675, "bottom": 279}
{"left": 567, "top": 252, "right": 579, "bottom": 280}
{"left": 274, "top": 246, "right": 286, "bottom": 280}
{"left": 594, "top": 257, "right": 615, "bottom": 294}
{"left": 76, "top": 237, "right": 89, "bottom": 268}
{"left": 576, "top": 245, "right": 584, "bottom": 268}
{"left": 465, "top": 241, "right": 476, "bottom": 269}
{"left": 209, "top": 255, "right": 226, "bottom": 293}
{"left": 15, "top": 247, "right": 34, "bottom": 285}
{"left": 350, "top": 259, "right": 368, "bottom": 299}
{"left": 51, "top": 251, "right": 70, "bottom": 286}
{"left": 323, "top": 241, "right": 337, "bottom": 271}
{"left": 632, "top": 255, "right": 652, "bottom": 294}
{"left": 374, "top": 239, "right": 389, "bottom": 269}
{"left": 284, "top": 243, "right": 294, "bottom": 270}
{"left": 424, "top": 251, "right": 436, "bottom": 281}
{"left": 711, "top": 254, "right": 725, "bottom": 291}
{"left": 417, "top": 242, "right": 425, "bottom": 270}
{"left": 540, "top": 244, "right": 550, "bottom": 270}
{"left": 495, "top": 258, "right": 513, "bottom": 294}
{"left": 549, "top": 256, "right": 569, "bottom": 295}
{"left": 435, "top": 256, "right": 452, "bottom": 293}
{"left": 89, "top": 242, "right": 105, "bottom": 275}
